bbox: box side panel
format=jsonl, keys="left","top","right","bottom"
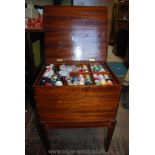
{"left": 34, "top": 85, "right": 121, "bottom": 122}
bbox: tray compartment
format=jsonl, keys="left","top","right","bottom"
{"left": 37, "top": 62, "right": 118, "bottom": 87}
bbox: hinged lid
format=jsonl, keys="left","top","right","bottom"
{"left": 43, "top": 5, "right": 108, "bottom": 63}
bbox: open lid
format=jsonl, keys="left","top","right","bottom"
{"left": 43, "top": 6, "right": 108, "bottom": 63}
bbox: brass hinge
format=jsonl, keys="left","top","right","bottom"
{"left": 89, "top": 58, "right": 96, "bottom": 62}
{"left": 56, "top": 59, "right": 63, "bottom": 62}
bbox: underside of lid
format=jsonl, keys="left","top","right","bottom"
{"left": 43, "top": 6, "right": 108, "bottom": 63}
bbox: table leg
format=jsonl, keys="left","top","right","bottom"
{"left": 104, "top": 120, "right": 116, "bottom": 152}
{"left": 36, "top": 121, "right": 50, "bottom": 155}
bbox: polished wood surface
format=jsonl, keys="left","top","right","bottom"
{"left": 43, "top": 6, "right": 108, "bottom": 63}
{"left": 33, "top": 6, "right": 121, "bottom": 153}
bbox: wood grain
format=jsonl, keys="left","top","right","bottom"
{"left": 43, "top": 6, "right": 108, "bottom": 63}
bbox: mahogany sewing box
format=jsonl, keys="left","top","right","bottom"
{"left": 33, "top": 5, "right": 121, "bottom": 154}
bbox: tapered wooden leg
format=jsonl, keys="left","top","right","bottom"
{"left": 104, "top": 120, "right": 116, "bottom": 152}
{"left": 36, "top": 120, "right": 50, "bottom": 155}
